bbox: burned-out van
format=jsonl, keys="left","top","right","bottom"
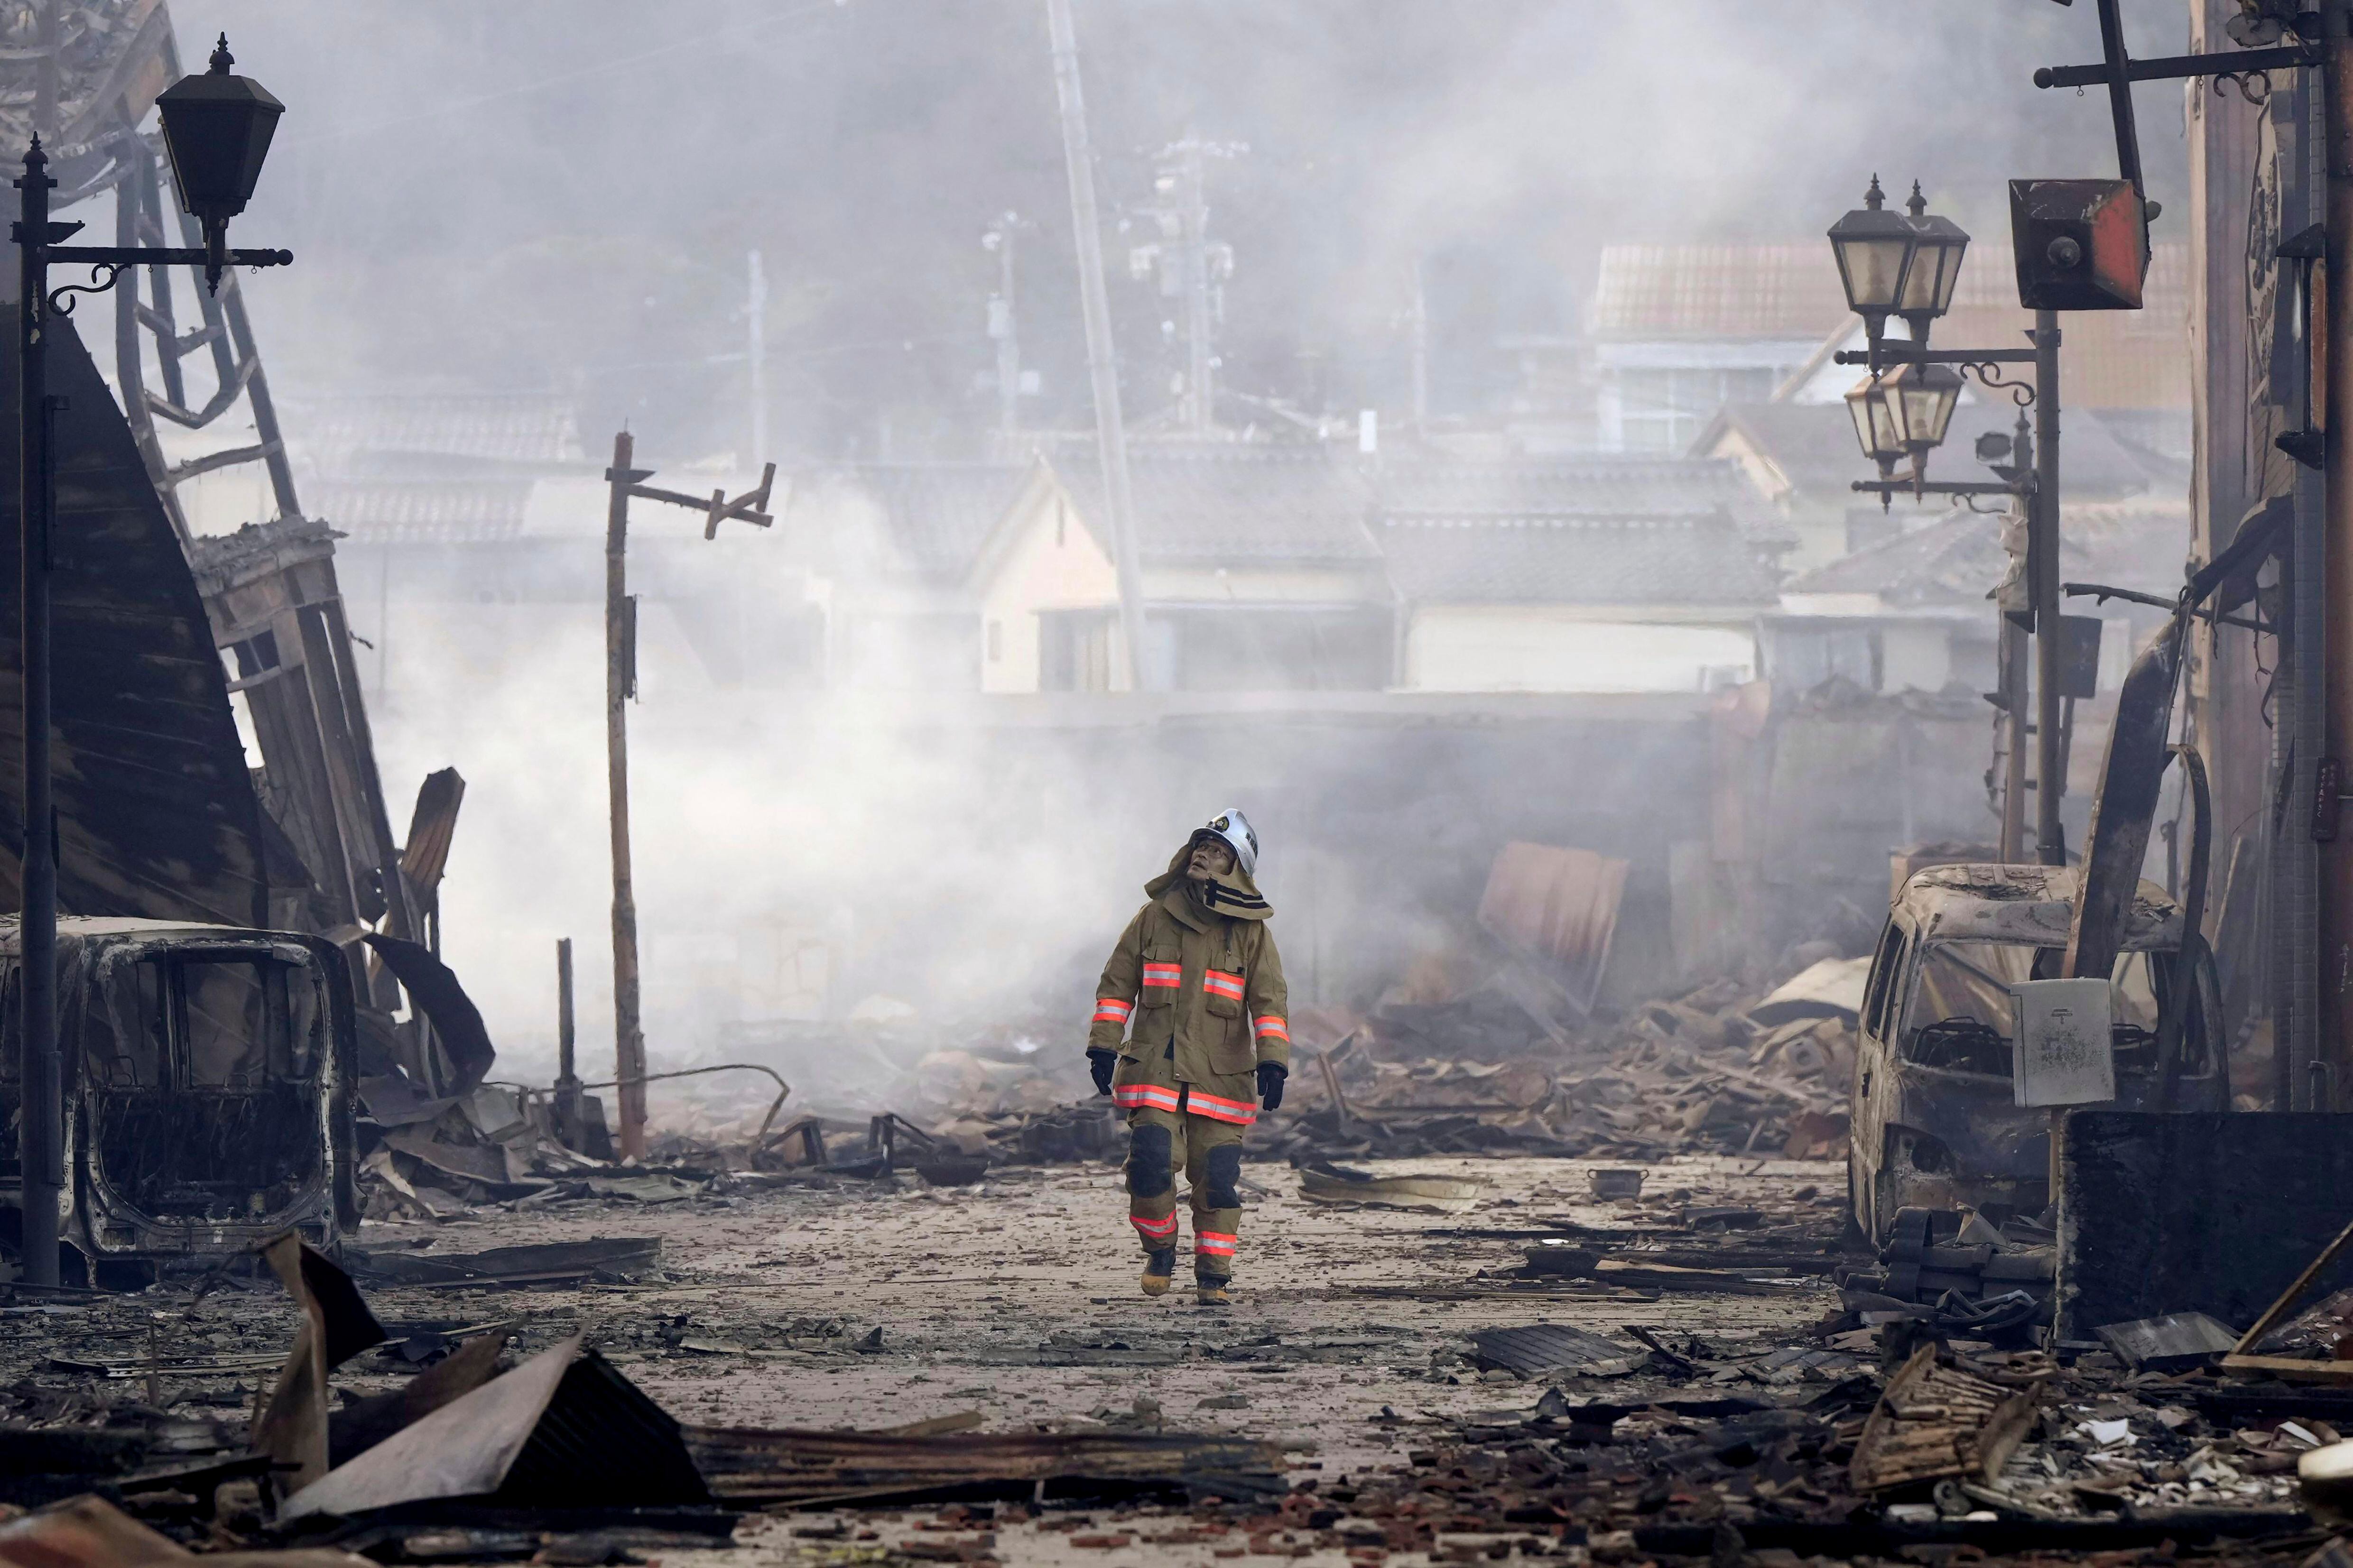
{"left": 2, "top": 918, "right": 357, "bottom": 1282}
{"left": 1848, "top": 864, "right": 2227, "bottom": 1248}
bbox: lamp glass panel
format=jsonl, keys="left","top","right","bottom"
{"left": 1844, "top": 376, "right": 1901, "bottom": 463}
{"left": 1887, "top": 364, "right": 1963, "bottom": 451}
{"left": 1834, "top": 233, "right": 1912, "bottom": 316}
{"left": 1896, "top": 222, "right": 1970, "bottom": 317}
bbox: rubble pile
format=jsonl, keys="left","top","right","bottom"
{"left": 1260, "top": 962, "right": 1862, "bottom": 1164}
{"left": 356, "top": 1079, "right": 619, "bottom": 1220}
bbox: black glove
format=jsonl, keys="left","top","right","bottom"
{"left": 1087, "top": 1048, "right": 1117, "bottom": 1097}
{"left": 1256, "top": 1061, "right": 1287, "bottom": 1112}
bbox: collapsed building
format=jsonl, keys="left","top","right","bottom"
{"left": 0, "top": 1, "right": 478, "bottom": 1279}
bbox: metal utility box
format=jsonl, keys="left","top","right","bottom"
{"left": 1, "top": 918, "right": 357, "bottom": 1283}
{"left": 2010, "top": 179, "right": 2147, "bottom": 311}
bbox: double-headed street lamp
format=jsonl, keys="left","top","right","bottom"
{"left": 1827, "top": 178, "right": 2068, "bottom": 871}
{"left": 1828, "top": 177, "right": 1970, "bottom": 372}
{"left": 12, "top": 37, "right": 290, "bottom": 1288}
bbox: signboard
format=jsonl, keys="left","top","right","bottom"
{"left": 2013, "top": 978, "right": 2115, "bottom": 1107}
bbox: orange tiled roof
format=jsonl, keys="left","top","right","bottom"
{"left": 1593, "top": 240, "right": 2190, "bottom": 410}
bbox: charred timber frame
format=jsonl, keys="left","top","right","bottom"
{"left": 18, "top": 13, "right": 435, "bottom": 1064}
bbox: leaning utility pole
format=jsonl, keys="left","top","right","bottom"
{"left": 602, "top": 433, "right": 774, "bottom": 1159}
{"left": 1044, "top": 0, "right": 1149, "bottom": 689}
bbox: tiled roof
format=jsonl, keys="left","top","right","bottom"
{"left": 1376, "top": 514, "right": 1781, "bottom": 607}
{"left": 1056, "top": 446, "right": 1383, "bottom": 564}
{"left": 284, "top": 391, "right": 586, "bottom": 471}
{"left": 307, "top": 479, "right": 535, "bottom": 544}
{"left": 1787, "top": 494, "right": 2189, "bottom": 605}
{"left": 1591, "top": 245, "right": 1852, "bottom": 342}
{"left": 1372, "top": 455, "right": 1768, "bottom": 527}
{"left": 787, "top": 462, "right": 1031, "bottom": 578}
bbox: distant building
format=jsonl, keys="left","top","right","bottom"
{"left": 1370, "top": 459, "right": 1777, "bottom": 693}
{"left": 1697, "top": 397, "right": 2182, "bottom": 572}
{"left": 1764, "top": 492, "right": 2187, "bottom": 706}
{"left": 1588, "top": 245, "right": 1851, "bottom": 454}
{"left": 951, "top": 446, "right": 1778, "bottom": 694}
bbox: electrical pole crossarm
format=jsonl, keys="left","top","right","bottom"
{"left": 605, "top": 461, "right": 778, "bottom": 535}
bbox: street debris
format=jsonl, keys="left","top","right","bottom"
{"left": 1294, "top": 1166, "right": 1487, "bottom": 1213}
{"left": 683, "top": 1426, "right": 1287, "bottom": 1507}
{"left": 280, "top": 1335, "right": 710, "bottom": 1518}
{"left": 1848, "top": 1343, "right": 2040, "bottom": 1492}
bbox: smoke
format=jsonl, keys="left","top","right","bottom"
{"left": 127, "top": 0, "right": 2191, "bottom": 1098}
{"left": 176, "top": 0, "right": 2187, "bottom": 453}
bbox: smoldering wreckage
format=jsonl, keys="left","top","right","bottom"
{"left": 16, "top": 773, "right": 2353, "bottom": 1568}
{"left": 6, "top": 18, "right": 2353, "bottom": 1568}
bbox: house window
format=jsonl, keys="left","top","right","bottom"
{"left": 1613, "top": 366, "right": 1782, "bottom": 452}
{"left": 986, "top": 620, "right": 1002, "bottom": 663}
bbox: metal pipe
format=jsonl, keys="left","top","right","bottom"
{"left": 2318, "top": 28, "right": 2353, "bottom": 1107}
{"left": 2001, "top": 617, "right": 2029, "bottom": 863}
{"left": 2035, "top": 310, "right": 2065, "bottom": 866}
{"left": 2090, "top": 0, "right": 2146, "bottom": 196}
{"left": 15, "top": 135, "right": 58, "bottom": 1287}
{"left": 603, "top": 433, "right": 647, "bottom": 1159}
{"left": 1044, "top": 0, "right": 1149, "bottom": 690}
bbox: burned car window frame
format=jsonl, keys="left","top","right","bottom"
{"left": 86, "top": 942, "right": 326, "bottom": 1094}
{"left": 1889, "top": 937, "right": 2214, "bottom": 1083}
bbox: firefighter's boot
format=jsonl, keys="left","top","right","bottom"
{"left": 1196, "top": 1270, "right": 1232, "bottom": 1306}
{"left": 1141, "top": 1249, "right": 1176, "bottom": 1297}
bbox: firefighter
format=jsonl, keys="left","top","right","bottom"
{"left": 1086, "top": 809, "right": 1288, "bottom": 1305}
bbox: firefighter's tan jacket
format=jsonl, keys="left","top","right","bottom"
{"left": 1089, "top": 845, "right": 1289, "bottom": 1124}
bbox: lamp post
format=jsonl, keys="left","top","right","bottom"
{"left": 1829, "top": 180, "right": 2069, "bottom": 867}
{"left": 10, "top": 36, "right": 289, "bottom": 1287}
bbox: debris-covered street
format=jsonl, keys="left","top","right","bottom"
{"left": 11, "top": 1140, "right": 2353, "bottom": 1567}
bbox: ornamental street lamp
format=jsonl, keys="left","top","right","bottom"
{"left": 1827, "top": 175, "right": 1914, "bottom": 366}
{"left": 1893, "top": 182, "right": 1969, "bottom": 347}
{"left": 1828, "top": 183, "right": 2066, "bottom": 868}
{"left": 1844, "top": 373, "right": 1905, "bottom": 486}
{"left": 10, "top": 34, "right": 290, "bottom": 1287}
{"left": 1880, "top": 360, "right": 1965, "bottom": 494}
{"left": 155, "top": 37, "right": 287, "bottom": 293}
{"left": 1828, "top": 177, "right": 1971, "bottom": 369}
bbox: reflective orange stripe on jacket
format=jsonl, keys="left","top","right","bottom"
{"left": 1252, "top": 1015, "right": 1288, "bottom": 1042}
{"left": 1141, "top": 962, "right": 1182, "bottom": 989}
{"left": 1114, "top": 1083, "right": 1181, "bottom": 1113}
{"left": 1203, "top": 968, "right": 1245, "bottom": 1000}
{"left": 1186, "top": 1088, "right": 1256, "bottom": 1125}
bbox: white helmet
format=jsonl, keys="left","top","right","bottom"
{"left": 1193, "top": 808, "right": 1260, "bottom": 877}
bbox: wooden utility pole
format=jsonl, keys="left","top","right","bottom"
{"left": 602, "top": 433, "right": 774, "bottom": 1159}
{"left": 1045, "top": 0, "right": 1149, "bottom": 689}
{"left": 554, "top": 936, "right": 580, "bottom": 1142}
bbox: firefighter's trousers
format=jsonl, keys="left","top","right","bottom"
{"left": 1120, "top": 1088, "right": 1249, "bottom": 1280}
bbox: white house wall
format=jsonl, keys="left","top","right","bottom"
{"left": 1403, "top": 609, "right": 1757, "bottom": 693}
{"left": 976, "top": 492, "right": 1119, "bottom": 693}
